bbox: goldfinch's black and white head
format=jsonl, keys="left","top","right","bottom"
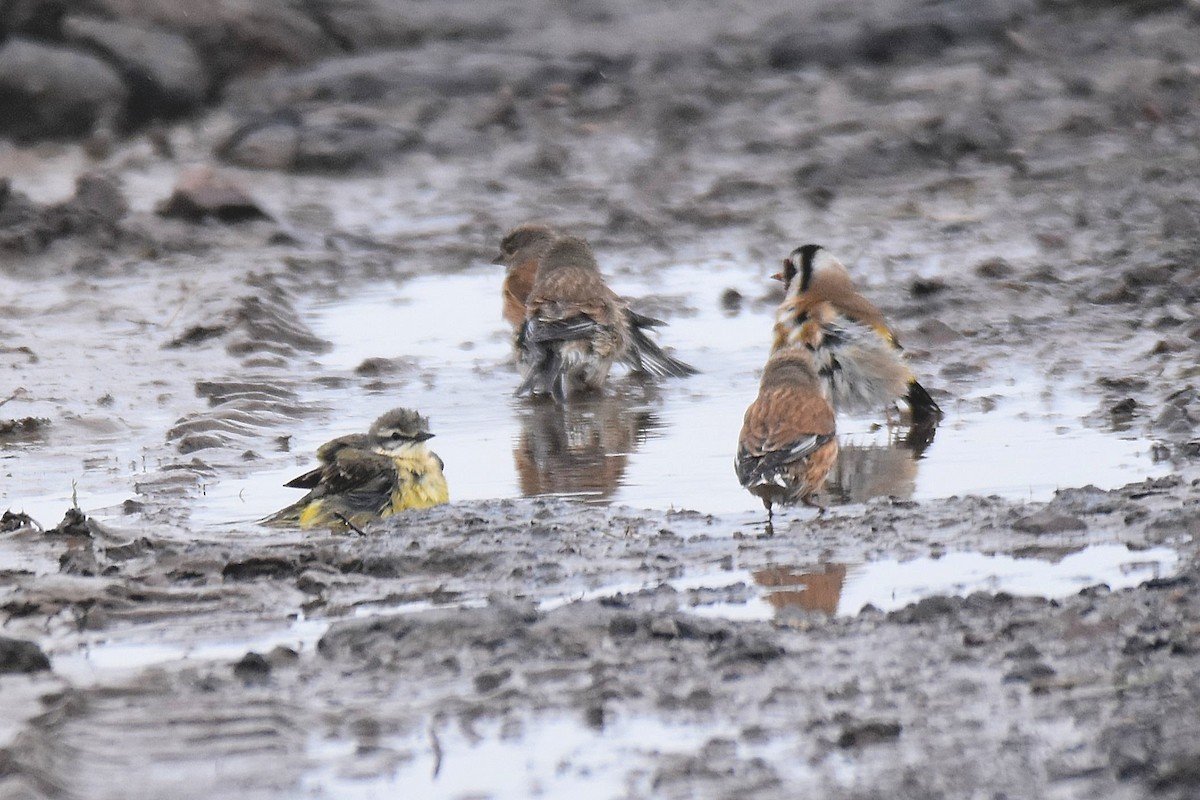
{"left": 775, "top": 243, "right": 852, "bottom": 298}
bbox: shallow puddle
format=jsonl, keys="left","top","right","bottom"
{"left": 219, "top": 260, "right": 1170, "bottom": 523}
{"left": 671, "top": 543, "right": 1179, "bottom": 620}
{"left": 39, "top": 541, "right": 1180, "bottom": 688}
{"left": 48, "top": 614, "right": 332, "bottom": 683}
{"left": 304, "top": 712, "right": 806, "bottom": 800}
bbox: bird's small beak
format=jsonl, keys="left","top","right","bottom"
{"left": 772, "top": 257, "right": 794, "bottom": 283}
{"left": 414, "top": 431, "right": 435, "bottom": 441}
{"left": 491, "top": 253, "right": 506, "bottom": 265}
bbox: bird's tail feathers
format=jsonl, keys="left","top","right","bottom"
{"left": 260, "top": 500, "right": 305, "bottom": 527}
{"left": 627, "top": 309, "right": 666, "bottom": 329}
{"left": 905, "top": 379, "right": 942, "bottom": 423}
{"left": 515, "top": 347, "right": 565, "bottom": 401}
{"left": 626, "top": 324, "right": 698, "bottom": 378}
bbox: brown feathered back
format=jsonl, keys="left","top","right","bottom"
{"left": 743, "top": 349, "right": 836, "bottom": 452}
{"left": 527, "top": 236, "right": 622, "bottom": 324}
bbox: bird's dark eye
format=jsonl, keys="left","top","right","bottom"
{"left": 390, "top": 431, "right": 404, "bottom": 440}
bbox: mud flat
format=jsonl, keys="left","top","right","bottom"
{"left": 2, "top": 0, "right": 1200, "bottom": 797}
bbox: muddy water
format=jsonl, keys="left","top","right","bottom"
{"left": 303, "top": 713, "right": 796, "bottom": 799}
{"left": 680, "top": 543, "right": 1180, "bottom": 619}
{"left": 208, "top": 260, "right": 1170, "bottom": 526}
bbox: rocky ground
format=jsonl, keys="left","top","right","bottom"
{"left": 2, "top": 0, "right": 1200, "bottom": 797}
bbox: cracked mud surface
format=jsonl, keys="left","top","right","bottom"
{"left": 2, "top": 0, "right": 1200, "bottom": 797}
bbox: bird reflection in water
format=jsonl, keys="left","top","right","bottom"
{"left": 514, "top": 386, "right": 661, "bottom": 502}
{"left": 753, "top": 563, "right": 849, "bottom": 616}
{"left": 824, "top": 418, "right": 937, "bottom": 505}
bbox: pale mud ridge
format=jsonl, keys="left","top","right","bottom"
{"left": 2, "top": 0, "right": 1200, "bottom": 797}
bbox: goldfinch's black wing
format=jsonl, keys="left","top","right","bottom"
{"left": 735, "top": 434, "right": 833, "bottom": 488}
{"left": 829, "top": 315, "right": 941, "bottom": 423}
{"left": 905, "top": 379, "right": 942, "bottom": 423}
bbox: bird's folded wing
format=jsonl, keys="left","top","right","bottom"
{"left": 523, "top": 315, "right": 604, "bottom": 344}
{"left": 736, "top": 434, "right": 833, "bottom": 486}
{"left": 283, "top": 433, "right": 371, "bottom": 489}
{"left": 319, "top": 448, "right": 397, "bottom": 501}
{"left": 527, "top": 268, "right": 621, "bottom": 325}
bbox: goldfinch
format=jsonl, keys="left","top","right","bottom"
{"left": 772, "top": 244, "right": 941, "bottom": 422}
{"left": 263, "top": 408, "right": 448, "bottom": 531}
{"left": 736, "top": 347, "right": 839, "bottom": 522}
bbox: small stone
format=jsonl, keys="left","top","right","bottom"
{"left": 837, "top": 720, "right": 902, "bottom": 748}
{"left": 1003, "top": 661, "right": 1056, "bottom": 683}
{"left": 473, "top": 669, "right": 511, "bottom": 693}
{"left": 61, "top": 15, "right": 207, "bottom": 122}
{"left": 910, "top": 277, "right": 947, "bottom": 297}
{"left": 888, "top": 595, "right": 962, "bottom": 623}
{"left": 1005, "top": 643, "right": 1042, "bottom": 660}
{"left": 720, "top": 288, "right": 743, "bottom": 315}
{"left": 157, "top": 167, "right": 272, "bottom": 223}
{"left": 0, "top": 37, "right": 128, "bottom": 139}
{"left": 233, "top": 652, "right": 271, "bottom": 683}
{"left": 584, "top": 705, "right": 605, "bottom": 729}
{"left": 1111, "top": 398, "right": 1138, "bottom": 421}
{"left": 1087, "top": 283, "right": 1139, "bottom": 305}
{"left": 0, "top": 637, "right": 51, "bottom": 674}
{"left": 975, "top": 257, "right": 1014, "bottom": 279}
{"left": 649, "top": 616, "right": 680, "bottom": 639}
{"left": 70, "top": 172, "right": 128, "bottom": 226}
{"left": 1012, "top": 508, "right": 1087, "bottom": 535}
{"left": 914, "top": 318, "right": 961, "bottom": 345}
{"left": 355, "top": 357, "right": 409, "bottom": 377}
{"left": 608, "top": 615, "right": 639, "bottom": 637}
{"left": 219, "top": 115, "right": 301, "bottom": 171}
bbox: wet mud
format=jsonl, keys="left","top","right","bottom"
{"left": 3, "top": 0, "right": 1200, "bottom": 797}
